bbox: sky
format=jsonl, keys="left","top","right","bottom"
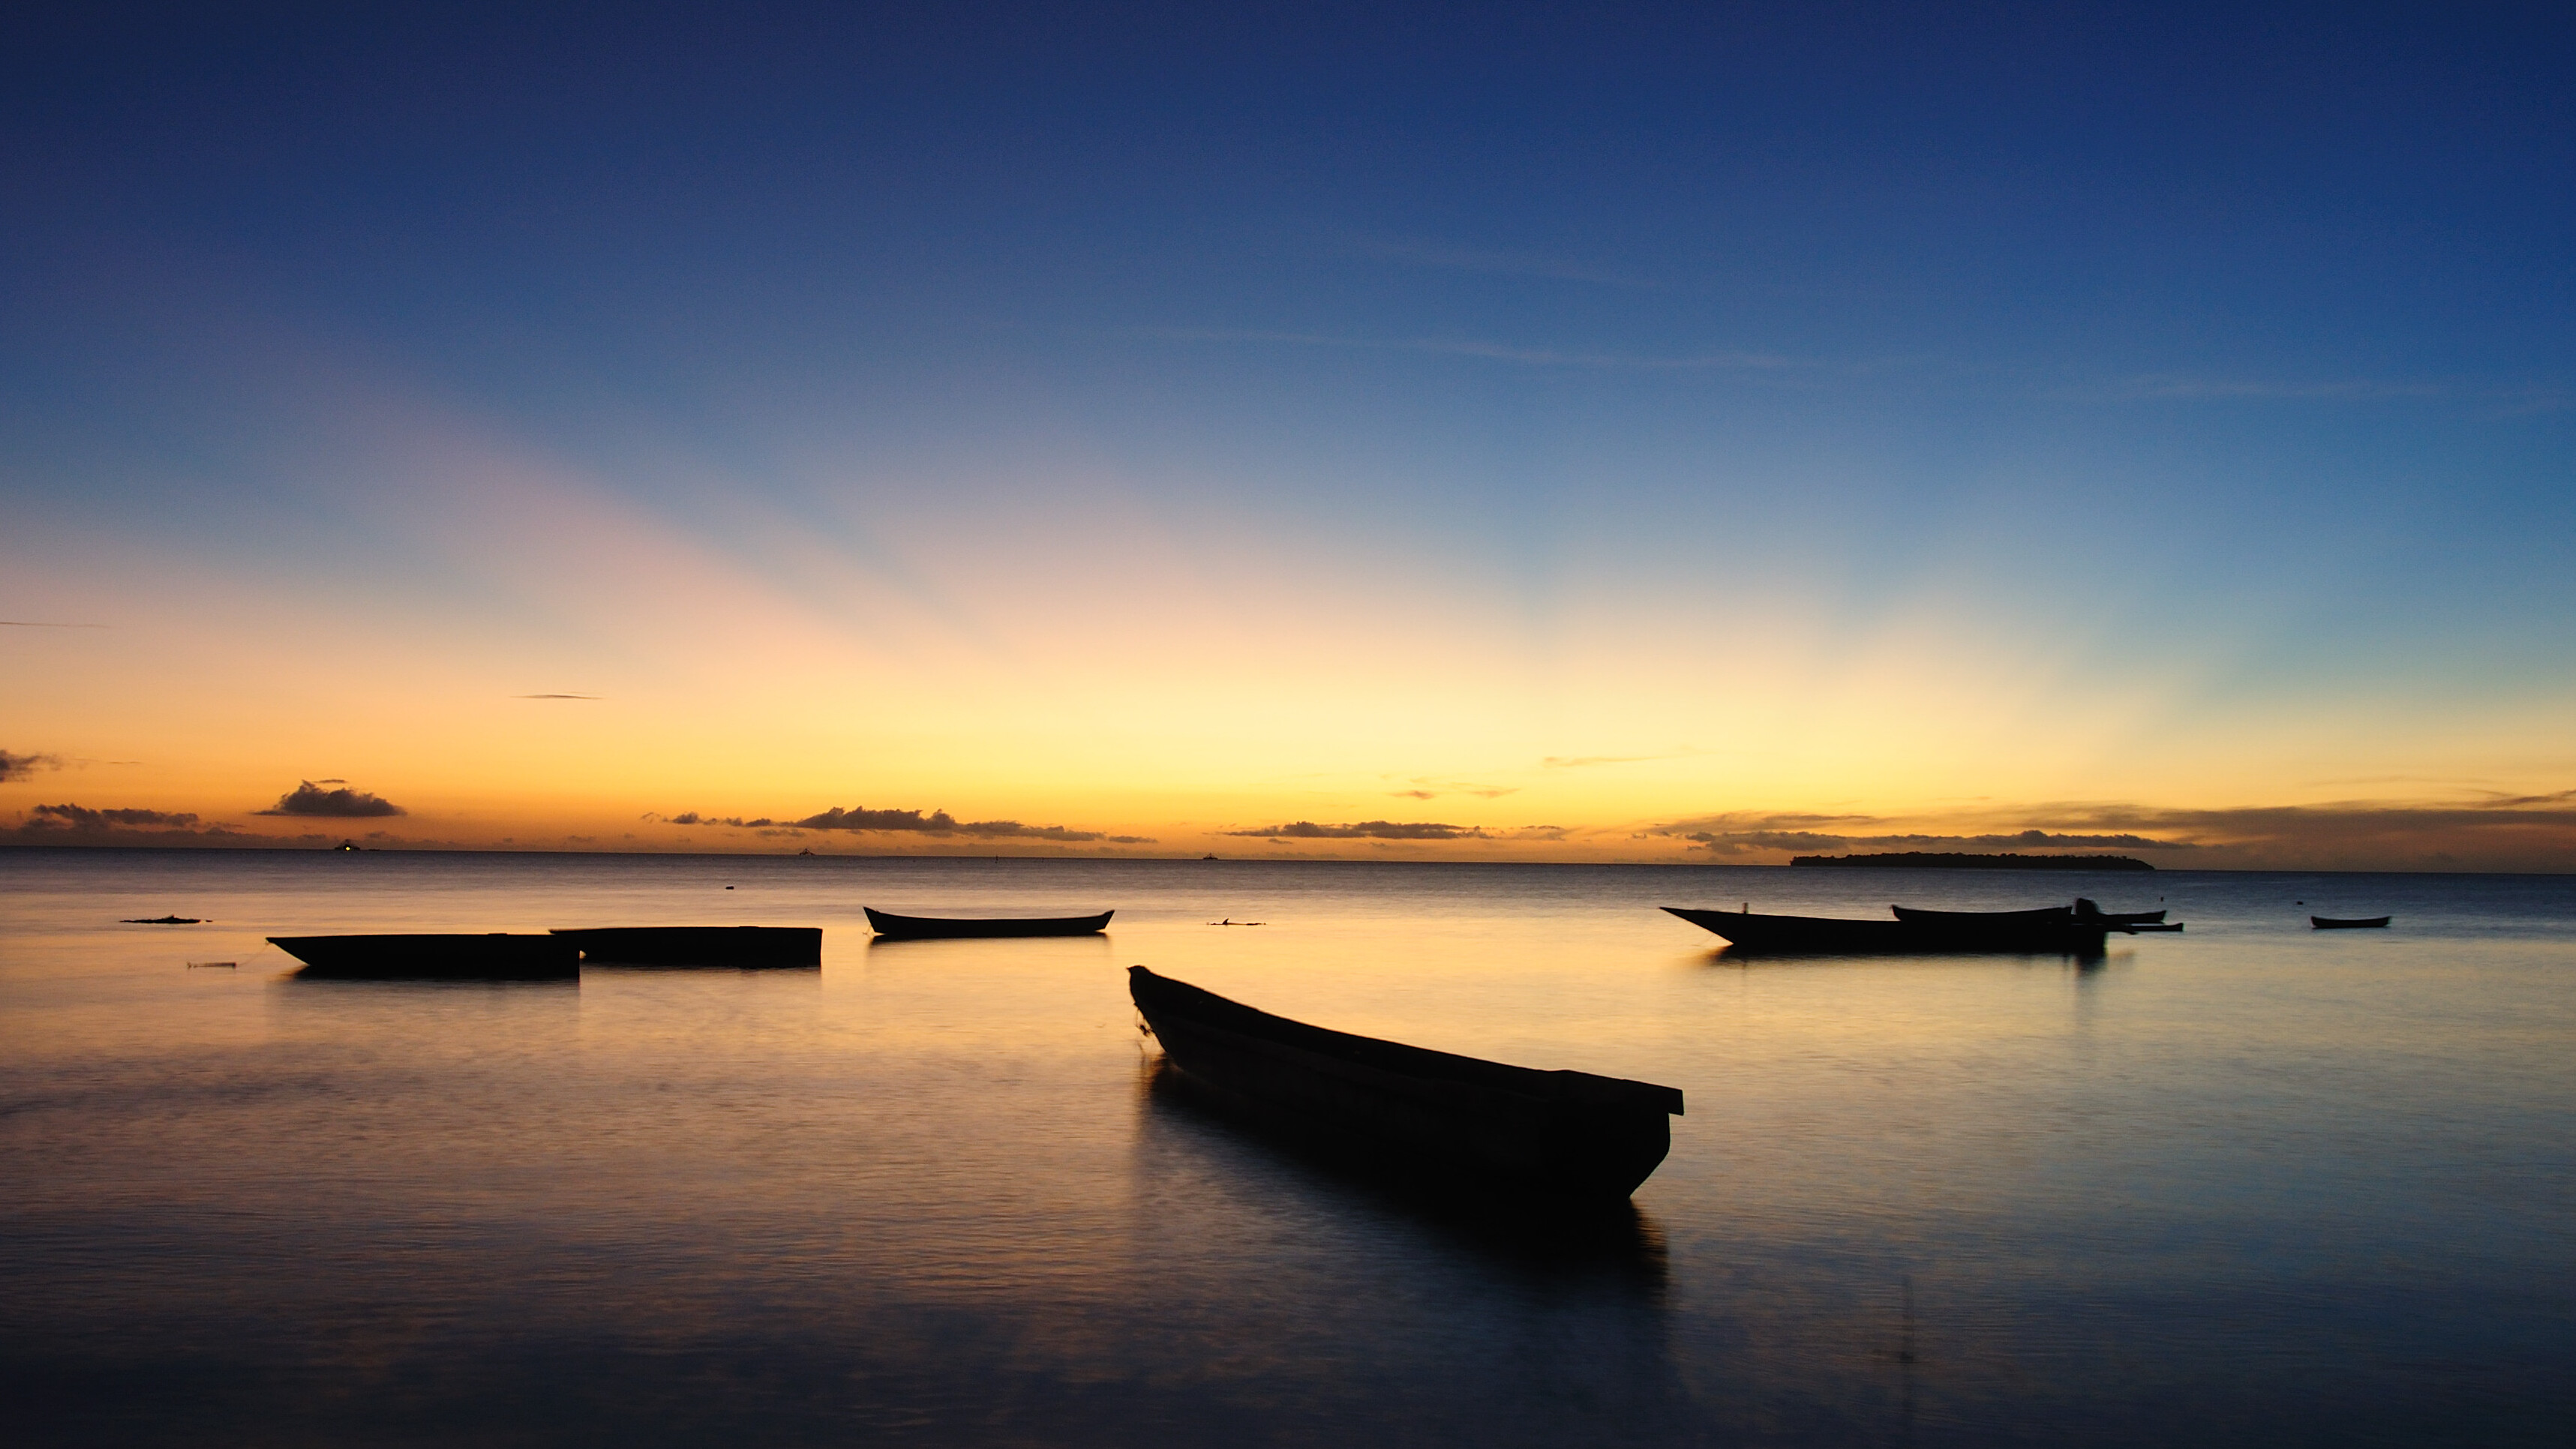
{"left": 4, "top": 2, "right": 2573, "bottom": 868}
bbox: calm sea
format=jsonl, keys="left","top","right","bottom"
{"left": 4, "top": 849, "right": 2571, "bottom": 1445}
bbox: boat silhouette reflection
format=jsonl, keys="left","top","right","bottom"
{"left": 1138, "top": 1056, "right": 1671, "bottom": 1274}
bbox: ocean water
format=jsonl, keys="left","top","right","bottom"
{"left": 3, "top": 848, "right": 2570, "bottom": 1446}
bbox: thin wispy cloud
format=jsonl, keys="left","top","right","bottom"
{"left": 2068, "top": 374, "right": 2455, "bottom": 404}
{"left": 0, "top": 750, "right": 62, "bottom": 782}
{"left": 1226, "top": 820, "right": 1489, "bottom": 840}
{"left": 514, "top": 693, "right": 602, "bottom": 700}
{"left": 0, "top": 620, "right": 110, "bottom": 628}
{"left": 652, "top": 804, "right": 1151, "bottom": 844}
{"left": 1392, "top": 776, "right": 1519, "bottom": 800}
{"left": 1347, "top": 236, "right": 1659, "bottom": 290}
{"left": 1143, "top": 328, "right": 1800, "bottom": 373}
{"left": 1544, "top": 752, "right": 1691, "bottom": 770}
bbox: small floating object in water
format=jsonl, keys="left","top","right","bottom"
{"left": 123, "top": 915, "right": 202, "bottom": 925}
{"left": 1208, "top": 918, "right": 1265, "bottom": 926}
{"left": 2311, "top": 916, "right": 2391, "bottom": 929}
{"left": 187, "top": 961, "right": 237, "bottom": 969}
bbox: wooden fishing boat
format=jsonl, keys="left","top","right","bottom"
{"left": 1128, "top": 966, "right": 1683, "bottom": 1200}
{"left": 2311, "top": 916, "right": 2391, "bottom": 929}
{"left": 550, "top": 925, "right": 821, "bottom": 965}
{"left": 1890, "top": 904, "right": 2085, "bottom": 927}
{"left": 863, "top": 908, "right": 1112, "bottom": 939}
{"left": 268, "top": 933, "right": 580, "bottom": 978}
{"left": 1893, "top": 898, "right": 2169, "bottom": 926}
{"left": 1664, "top": 905, "right": 2112, "bottom": 954}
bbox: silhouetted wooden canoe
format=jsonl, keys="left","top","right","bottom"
{"left": 863, "top": 908, "right": 1112, "bottom": 939}
{"left": 1893, "top": 898, "right": 2170, "bottom": 927}
{"left": 551, "top": 926, "right": 821, "bottom": 965}
{"left": 1890, "top": 904, "right": 2084, "bottom": 927}
{"left": 2311, "top": 916, "right": 2391, "bottom": 929}
{"left": 1665, "top": 906, "right": 2112, "bottom": 954}
{"left": 269, "top": 933, "right": 580, "bottom": 978}
{"left": 1129, "top": 965, "right": 1683, "bottom": 1200}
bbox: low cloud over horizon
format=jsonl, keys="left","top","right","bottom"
{"left": 1227, "top": 820, "right": 1490, "bottom": 841}
{"left": 1653, "top": 796, "right": 2576, "bottom": 872}
{"left": 257, "top": 782, "right": 407, "bottom": 818}
{"left": 8, "top": 802, "right": 263, "bottom": 845}
{"left": 650, "top": 805, "right": 1154, "bottom": 845}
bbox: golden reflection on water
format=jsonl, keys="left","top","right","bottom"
{"left": 3, "top": 852, "right": 2571, "bottom": 1444}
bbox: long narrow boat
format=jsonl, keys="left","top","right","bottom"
{"left": 1664, "top": 906, "right": 2112, "bottom": 954}
{"left": 550, "top": 926, "right": 821, "bottom": 965}
{"left": 1892, "top": 898, "right": 2168, "bottom": 926}
{"left": 863, "top": 908, "right": 1112, "bottom": 939}
{"left": 1128, "top": 966, "right": 1683, "bottom": 1200}
{"left": 2311, "top": 915, "right": 2391, "bottom": 929}
{"left": 269, "top": 933, "right": 580, "bottom": 978}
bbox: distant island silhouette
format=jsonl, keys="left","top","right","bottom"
{"left": 1791, "top": 851, "right": 2154, "bottom": 872}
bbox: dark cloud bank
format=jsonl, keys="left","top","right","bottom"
{"left": 1657, "top": 798, "right": 2576, "bottom": 872}
{"left": 0, "top": 749, "right": 62, "bottom": 782}
{"left": 257, "top": 782, "right": 406, "bottom": 818}
{"left": 653, "top": 806, "right": 1153, "bottom": 845}
{"left": 9, "top": 802, "right": 279, "bottom": 846}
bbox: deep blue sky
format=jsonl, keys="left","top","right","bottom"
{"left": 5, "top": 3, "right": 2573, "bottom": 861}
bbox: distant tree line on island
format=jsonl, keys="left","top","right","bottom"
{"left": 1789, "top": 852, "right": 2155, "bottom": 872}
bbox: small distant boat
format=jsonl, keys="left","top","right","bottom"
{"left": 269, "top": 933, "right": 579, "bottom": 978}
{"left": 122, "top": 915, "right": 202, "bottom": 925}
{"left": 551, "top": 926, "right": 821, "bottom": 965}
{"left": 1130, "top": 966, "right": 1682, "bottom": 1200}
{"left": 2311, "top": 916, "right": 2391, "bottom": 929}
{"left": 863, "top": 908, "right": 1112, "bottom": 939}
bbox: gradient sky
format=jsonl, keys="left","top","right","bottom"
{"left": 5, "top": 2, "right": 2573, "bottom": 867}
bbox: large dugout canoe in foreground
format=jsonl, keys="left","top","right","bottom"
{"left": 1128, "top": 965, "right": 1683, "bottom": 1201}
{"left": 863, "top": 908, "right": 1112, "bottom": 939}
{"left": 269, "top": 933, "right": 581, "bottom": 978}
{"left": 1663, "top": 905, "right": 2115, "bottom": 955}
{"left": 551, "top": 925, "right": 821, "bottom": 965}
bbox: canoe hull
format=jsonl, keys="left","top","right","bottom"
{"left": 269, "top": 934, "right": 579, "bottom": 978}
{"left": 1665, "top": 907, "right": 2112, "bottom": 955}
{"left": 1130, "top": 966, "right": 1681, "bottom": 1201}
{"left": 864, "top": 908, "right": 1112, "bottom": 939}
{"left": 2311, "top": 916, "right": 2391, "bottom": 929}
{"left": 551, "top": 926, "right": 821, "bottom": 965}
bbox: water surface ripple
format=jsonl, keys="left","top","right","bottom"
{"left": 4, "top": 850, "right": 2571, "bottom": 1444}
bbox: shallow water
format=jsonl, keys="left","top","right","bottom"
{"left": 4, "top": 850, "right": 2571, "bottom": 1445}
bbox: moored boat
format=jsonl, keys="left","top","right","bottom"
{"left": 1893, "top": 898, "right": 2169, "bottom": 926}
{"left": 2311, "top": 915, "right": 2391, "bottom": 929}
{"left": 863, "top": 908, "right": 1112, "bottom": 939}
{"left": 1665, "top": 904, "right": 2113, "bottom": 954}
{"left": 551, "top": 925, "right": 821, "bottom": 965}
{"left": 269, "top": 933, "right": 580, "bottom": 978}
{"left": 1128, "top": 965, "right": 1683, "bottom": 1200}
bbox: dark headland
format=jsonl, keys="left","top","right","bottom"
{"left": 1791, "top": 852, "right": 2154, "bottom": 872}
